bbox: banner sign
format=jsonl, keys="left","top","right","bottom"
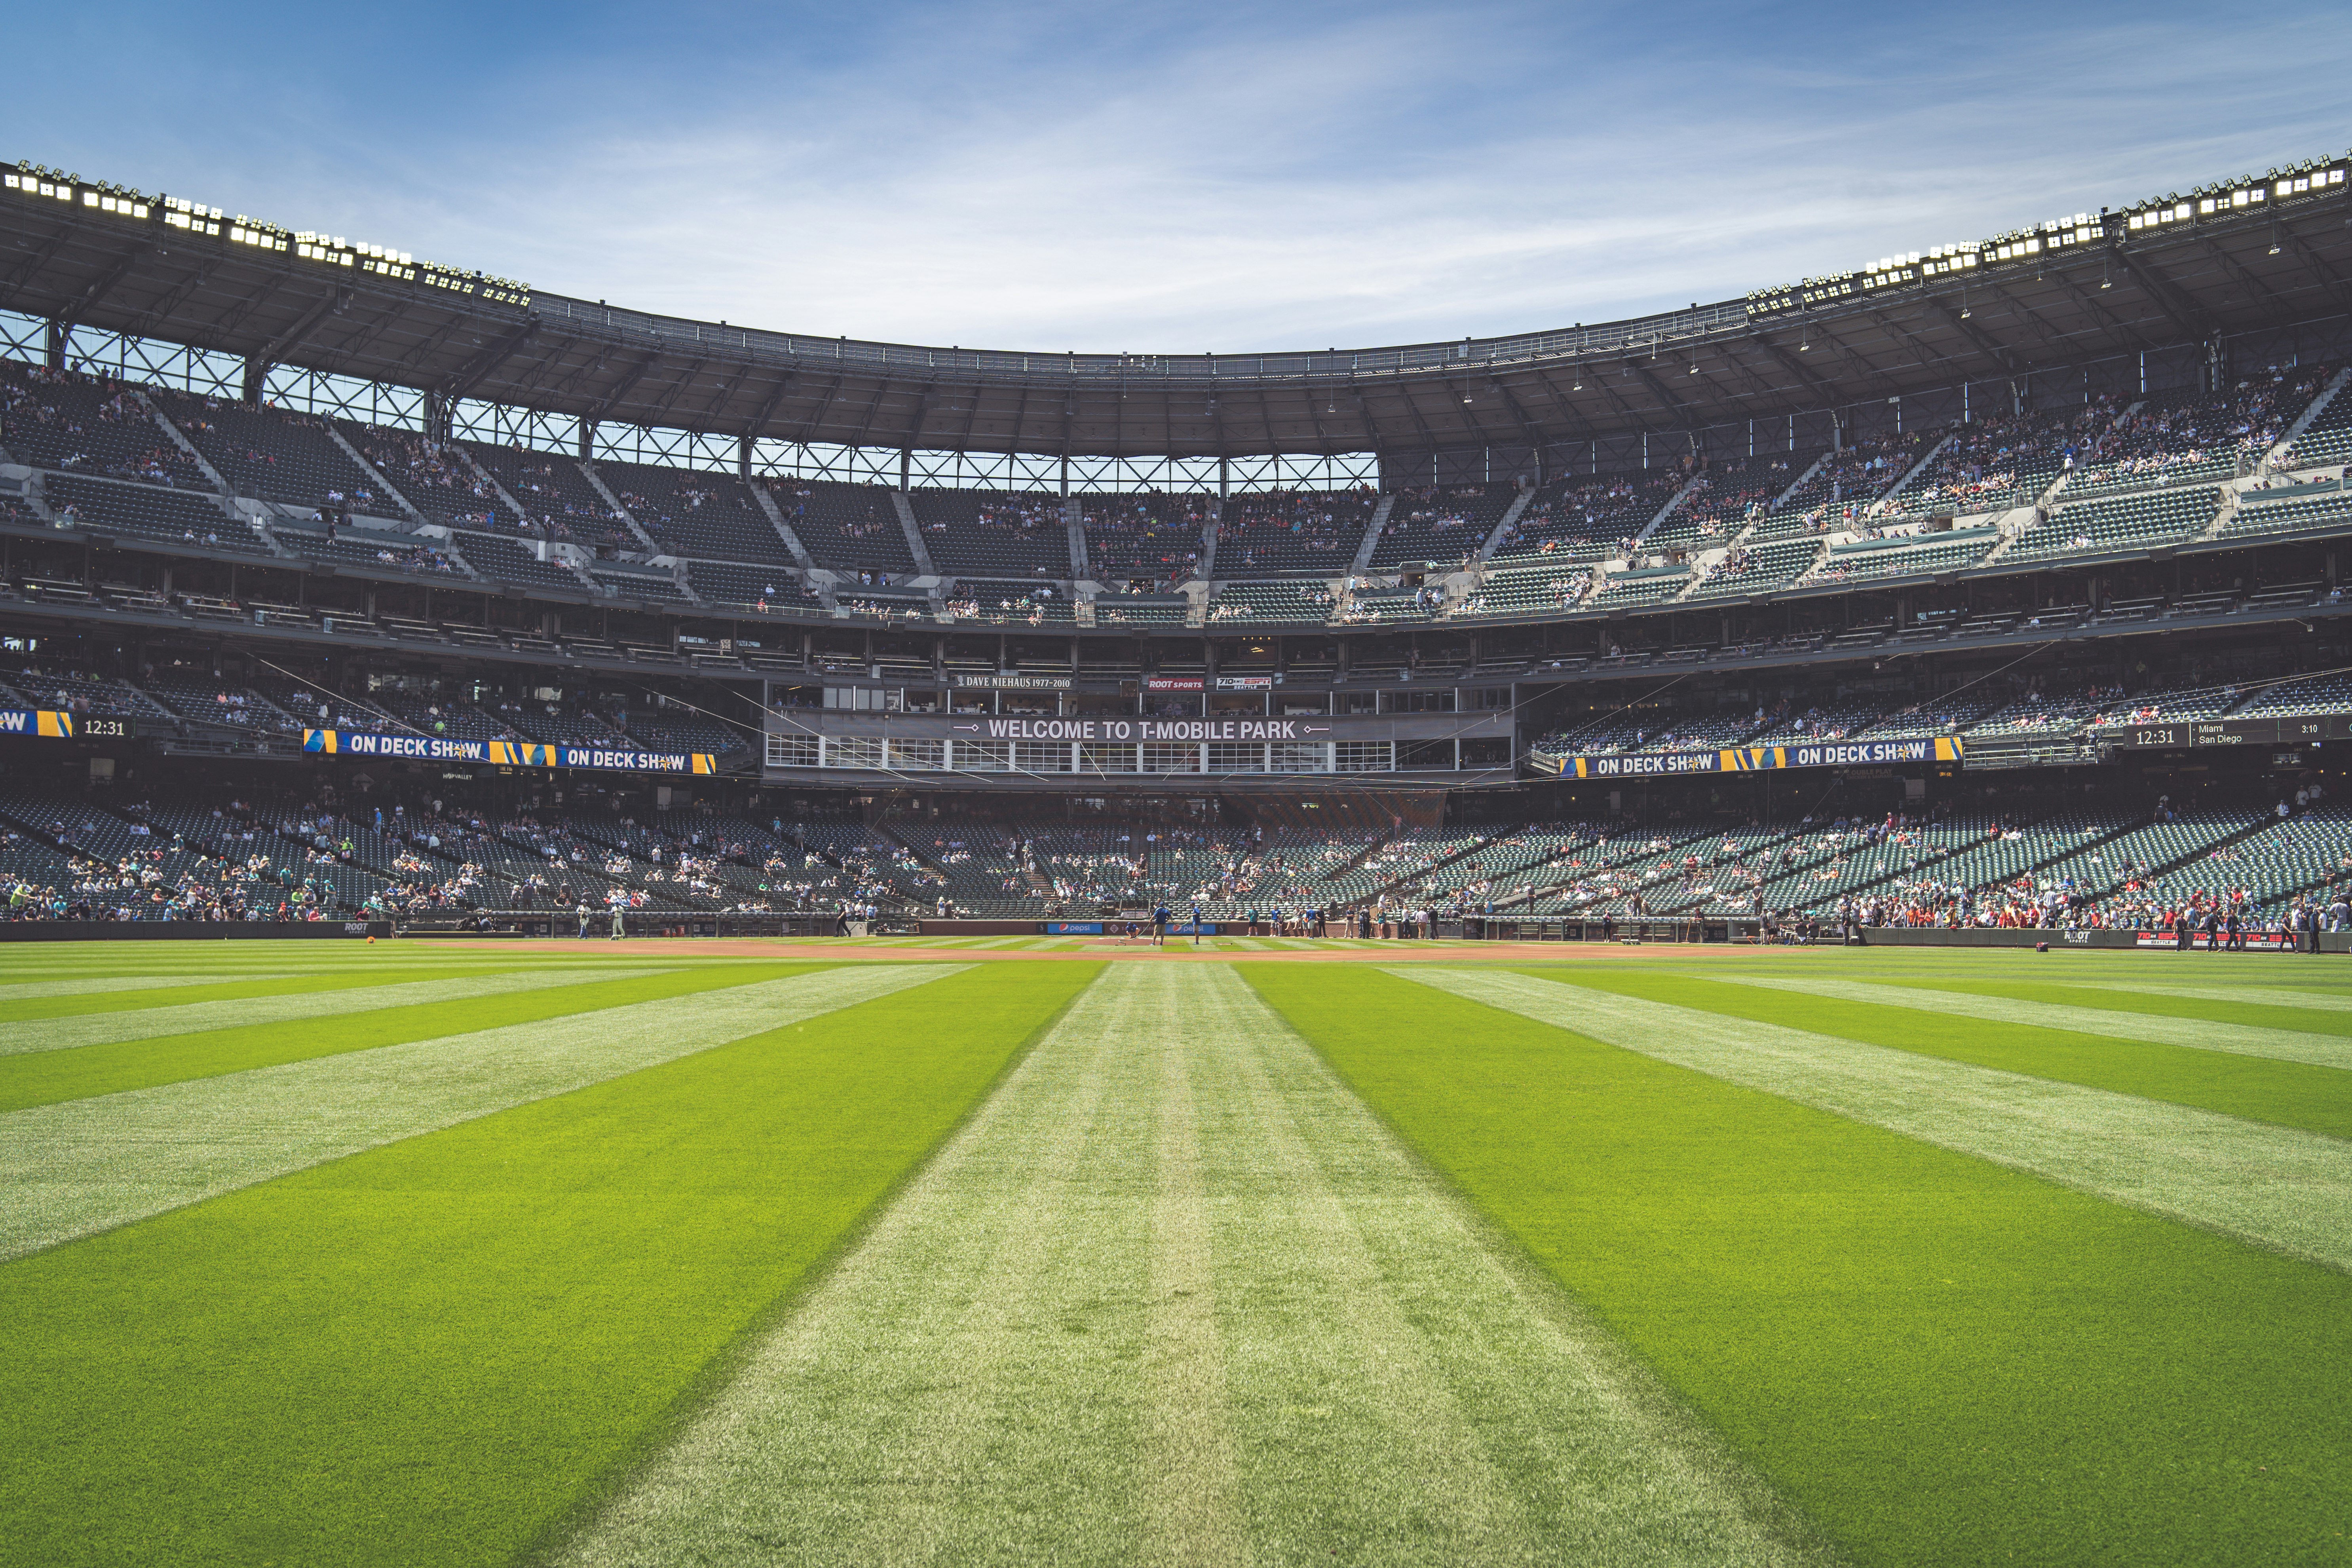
{"left": 1145, "top": 677, "right": 1205, "bottom": 691}
{"left": 780, "top": 709, "right": 1514, "bottom": 747}
{"left": 964, "top": 716, "right": 1337, "bottom": 743}
{"left": 1045, "top": 921, "right": 1105, "bottom": 934}
{"left": 2132, "top": 929, "right": 2298, "bottom": 949}
{"left": 1532, "top": 736, "right": 1965, "bottom": 778}
{"left": 0, "top": 708, "right": 78, "bottom": 738}
{"left": 303, "top": 729, "right": 718, "bottom": 774}
{"left": 952, "top": 673, "right": 1072, "bottom": 690}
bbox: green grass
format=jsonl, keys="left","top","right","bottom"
{"left": 1516, "top": 966, "right": 2352, "bottom": 1140}
{"left": 1243, "top": 964, "right": 2352, "bottom": 1568}
{"left": 0, "top": 963, "right": 823, "bottom": 1112}
{"left": 0, "top": 961, "right": 1098, "bottom": 1568}
{"left": 0, "top": 966, "right": 530, "bottom": 1021}
{"left": 1858, "top": 973, "right": 2352, "bottom": 1037}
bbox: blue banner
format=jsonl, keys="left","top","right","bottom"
{"left": 0, "top": 709, "right": 78, "bottom": 739}
{"left": 1531, "top": 736, "right": 1965, "bottom": 778}
{"left": 303, "top": 729, "right": 718, "bottom": 774}
{"left": 1045, "top": 921, "right": 1105, "bottom": 934}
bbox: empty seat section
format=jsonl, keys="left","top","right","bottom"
{"left": 337, "top": 423, "right": 499, "bottom": 528}
{"left": 1085, "top": 493, "right": 1206, "bottom": 583}
{"left": 768, "top": 479, "right": 914, "bottom": 573}
{"left": 914, "top": 490, "right": 1070, "bottom": 577}
{"left": 2059, "top": 367, "right": 2331, "bottom": 497}
{"left": 1688, "top": 537, "right": 1819, "bottom": 597}
{"left": 1214, "top": 490, "right": 1373, "bottom": 574}
{"left": 1498, "top": 469, "right": 1688, "bottom": 563}
{"left": 455, "top": 531, "right": 589, "bottom": 591}
{"left": 2006, "top": 487, "right": 2221, "bottom": 561}
{"left": 1454, "top": 566, "right": 1597, "bottom": 616}
{"left": 1205, "top": 581, "right": 1330, "bottom": 622}
{"left": 598, "top": 459, "right": 789, "bottom": 564}
{"left": 683, "top": 561, "right": 821, "bottom": 611}
{"left": 42, "top": 473, "right": 265, "bottom": 552}
{"left": 278, "top": 528, "right": 466, "bottom": 576}
{"left": 152, "top": 392, "right": 379, "bottom": 510}
{"left": 0, "top": 361, "right": 207, "bottom": 487}
{"left": 1810, "top": 530, "right": 1999, "bottom": 585}
{"left": 1368, "top": 485, "right": 1514, "bottom": 568}
{"left": 1747, "top": 432, "right": 1932, "bottom": 540}
{"left": 1879, "top": 401, "right": 2120, "bottom": 517}
{"left": 464, "top": 443, "right": 635, "bottom": 549}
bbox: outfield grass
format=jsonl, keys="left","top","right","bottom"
{"left": 1244, "top": 963, "right": 2352, "bottom": 1568}
{"left": 1523, "top": 966, "right": 2352, "bottom": 1138}
{"left": 0, "top": 963, "right": 807, "bottom": 1111}
{"left": 0, "top": 960, "right": 1095, "bottom": 1568}
{"left": 2, "top": 939, "right": 2347, "bottom": 1566}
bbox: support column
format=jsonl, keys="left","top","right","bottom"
{"left": 578, "top": 420, "right": 596, "bottom": 462}
{"left": 241, "top": 354, "right": 269, "bottom": 407}
{"left": 899, "top": 448, "right": 911, "bottom": 493}
{"left": 44, "top": 318, "right": 65, "bottom": 370}
{"left": 1218, "top": 456, "right": 1230, "bottom": 500}
{"left": 738, "top": 434, "right": 753, "bottom": 481}
{"left": 1059, "top": 454, "right": 1070, "bottom": 498}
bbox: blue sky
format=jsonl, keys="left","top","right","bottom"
{"left": 8, "top": 2, "right": 2348, "bottom": 352}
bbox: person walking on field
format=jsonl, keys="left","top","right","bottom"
{"left": 577, "top": 900, "right": 591, "bottom": 941}
{"left": 1152, "top": 903, "right": 1169, "bottom": 948}
{"left": 610, "top": 897, "right": 627, "bottom": 942}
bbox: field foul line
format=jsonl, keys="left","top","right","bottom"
{"left": 1729, "top": 974, "right": 2352, "bottom": 1072}
{"left": 556, "top": 964, "right": 1808, "bottom": 1568}
{"left": 0, "top": 965, "right": 961, "bottom": 1262}
{"left": 0, "top": 967, "right": 667, "bottom": 1057}
{"left": 1402, "top": 968, "right": 2352, "bottom": 1274}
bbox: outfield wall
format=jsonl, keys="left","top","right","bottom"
{"left": 1854, "top": 926, "right": 2350, "bottom": 952}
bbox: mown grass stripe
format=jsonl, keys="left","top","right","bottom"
{"left": 1616, "top": 969, "right": 2352, "bottom": 1141}
{"left": 0, "top": 972, "right": 307, "bottom": 1000}
{"left": 0, "top": 966, "right": 658, "bottom": 1058}
{"left": 1727, "top": 972, "right": 2352, "bottom": 1077}
{"left": 1248, "top": 965, "right": 2352, "bottom": 1568}
{"left": 0, "top": 965, "right": 819, "bottom": 1114}
{"left": 1850, "top": 972, "right": 2352, "bottom": 1039}
{"left": 1407, "top": 967, "right": 2352, "bottom": 1273}
{"left": 2075, "top": 979, "right": 2352, "bottom": 1014}
{"left": 0, "top": 962, "right": 1085, "bottom": 1568}
{"left": 563, "top": 964, "right": 1812, "bottom": 1568}
{"left": 0, "top": 967, "right": 532, "bottom": 1024}
{"left": 557, "top": 962, "right": 1159, "bottom": 1567}
{"left": 1196, "top": 965, "right": 1819, "bottom": 1566}
{"left": 0, "top": 965, "right": 953, "bottom": 1262}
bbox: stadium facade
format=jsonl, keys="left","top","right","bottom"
{"left": 3, "top": 150, "right": 2352, "bottom": 933}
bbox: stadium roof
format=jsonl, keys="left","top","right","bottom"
{"left": 4, "top": 152, "right": 2350, "bottom": 461}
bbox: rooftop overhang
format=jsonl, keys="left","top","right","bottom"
{"left": 5, "top": 165, "right": 2350, "bottom": 460}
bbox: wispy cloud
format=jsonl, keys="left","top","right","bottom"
{"left": 11, "top": 1, "right": 2351, "bottom": 351}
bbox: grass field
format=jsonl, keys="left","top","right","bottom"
{"left": 2, "top": 938, "right": 2347, "bottom": 1566}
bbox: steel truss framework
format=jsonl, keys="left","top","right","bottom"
{"left": 4, "top": 308, "right": 1381, "bottom": 494}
